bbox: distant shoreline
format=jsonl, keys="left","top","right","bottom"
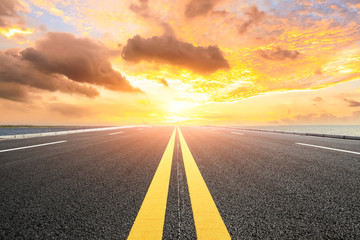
{"left": 0, "top": 125, "right": 108, "bottom": 128}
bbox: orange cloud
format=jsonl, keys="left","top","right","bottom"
{"left": 237, "top": 5, "right": 266, "bottom": 35}
{"left": 185, "top": 0, "right": 223, "bottom": 18}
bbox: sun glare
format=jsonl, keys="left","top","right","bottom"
{"left": 0, "top": 28, "right": 33, "bottom": 38}
{"left": 163, "top": 101, "right": 198, "bottom": 123}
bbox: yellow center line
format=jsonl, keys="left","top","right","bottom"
{"left": 127, "top": 128, "right": 176, "bottom": 240}
{"left": 178, "top": 127, "right": 231, "bottom": 240}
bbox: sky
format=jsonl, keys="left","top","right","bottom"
{"left": 0, "top": 0, "right": 360, "bottom": 126}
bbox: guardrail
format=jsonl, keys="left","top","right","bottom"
{"left": 236, "top": 128, "right": 360, "bottom": 141}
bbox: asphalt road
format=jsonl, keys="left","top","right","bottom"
{"left": 1, "top": 126, "right": 359, "bottom": 239}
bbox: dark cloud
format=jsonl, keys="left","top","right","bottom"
{"left": 20, "top": 32, "right": 140, "bottom": 92}
{"left": 237, "top": 6, "right": 265, "bottom": 35}
{"left": 345, "top": 98, "right": 360, "bottom": 107}
{"left": 49, "top": 103, "right": 91, "bottom": 117}
{"left": 0, "top": 32, "right": 142, "bottom": 102}
{"left": 0, "top": 0, "right": 24, "bottom": 28}
{"left": 0, "top": 81, "right": 29, "bottom": 102}
{"left": 122, "top": 35, "right": 230, "bottom": 74}
{"left": 0, "top": 48, "right": 100, "bottom": 102}
{"left": 160, "top": 22, "right": 175, "bottom": 37}
{"left": 258, "top": 46, "right": 300, "bottom": 61}
{"left": 129, "top": 0, "right": 149, "bottom": 18}
{"left": 185, "top": 0, "right": 222, "bottom": 18}
{"left": 313, "top": 97, "right": 323, "bottom": 102}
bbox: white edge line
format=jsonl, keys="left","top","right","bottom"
{"left": 109, "top": 131, "right": 124, "bottom": 135}
{"left": 296, "top": 142, "right": 360, "bottom": 155}
{"left": 0, "top": 140, "right": 67, "bottom": 153}
{"left": 0, "top": 125, "right": 150, "bottom": 140}
{"left": 231, "top": 132, "right": 244, "bottom": 135}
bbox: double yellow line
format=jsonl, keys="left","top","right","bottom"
{"left": 128, "top": 127, "right": 230, "bottom": 240}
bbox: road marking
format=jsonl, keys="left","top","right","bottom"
{"left": 231, "top": 131, "right": 244, "bottom": 135}
{"left": 108, "top": 131, "right": 123, "bottom": 135}
{"left": 296, "top": 143, "right": 360, "bottom": 155}
{"left": 0, "top": 141, "right": 67, "bottom": 153}
{"left": 178, "top": 128, "right": 231, "bottom": 240}
{"left": 127, "top": 128, "right": 176, "bottom": 240}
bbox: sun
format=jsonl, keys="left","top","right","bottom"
{"left": 164, "top": 100, "right": 198, "bottom": 123}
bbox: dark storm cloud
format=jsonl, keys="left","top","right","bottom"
{"left": 237, "top": 6, "right": 265, "bottom": 35}
{"left": 0, "top": 0, "right": 24, "bottom": 27}
{"left": 21, "top": 32, "right": 140, "bottom": 92}
{"left": 185, "top": 0, "right": 222, "bottom": 18}
{"left": 258, "top": 46, "right": 300, "bottom": 61}
{"left": 122, "top": 35, "right": 230, "bottom": 74}
{"left": 345, "top": 99, "right": 360, "bottom": 107}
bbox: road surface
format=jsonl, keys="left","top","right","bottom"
{"left": 1, "top": 126, "right": 359, "bottom": 239}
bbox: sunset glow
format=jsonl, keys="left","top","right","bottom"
{"left": 1, "top": 0, "right": 360, "bottom": 125}
{"left": 0, "top": 28, "right": 33, "bottom": 38}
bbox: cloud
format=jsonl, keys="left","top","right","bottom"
{"left": 315, "top": 68, "right": 322, "bottom": 75}
{"left": 211, "top": 10, "right": 228, "bottom": 15}
{"left": 0, "top": 0, "right": 25, "bottom": 27}
{"left": 185, "top": 0, "right": 222, "bottom": 18}
{"left": 129, "top": 0, "right": 175, "bottom": 37}
{"left": 0, "top": 32, "right": 144, "bottom": 102}
{"left": 21, "top": 32, "right": 140, "bottom": 92}
{"left": 129, "top": 0, "right": 149, "bottom": 18}
{"left": 0, "top": 81, "right": 29, "bottom": 102}
{"left": 345, "top": 98, "right": 360, "bottom": 107}
{"left": 313, "top": 97, "right": 323, "bottom": 102}
{"left": 237, "top": 6, "right": 265, "bottom": 35}
{"left": 258, "top": 46, "right": 300, "bottom": 61}
{"left": 0, "top": 48, "right": 100, "bottom": 102}
{"left": 281, "top": 113, "right": 348, "bottom": 124}
{"left": 122, "top": 35, "right": 230, "bottom": 74}
{"left": 49, "top": 103, "right": 91, "bottom": 117}
{"left": 158, "top": 78, "right": 169, "bottom": 87}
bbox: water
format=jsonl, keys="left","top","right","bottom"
{"left": 0, "top": 126, "right": 103, "bottom": 136}
{"left": 240, "top": 125, "right": 360, "bottom": 137}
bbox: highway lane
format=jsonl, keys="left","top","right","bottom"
{"left": 0, "top": 126, "right": 173, "bottom": 239}
{"left": 181, "top": 126, "right": 360, "bottom": 239}
{"left": 1, "top": 126, "right": 359, "bottom": 239}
